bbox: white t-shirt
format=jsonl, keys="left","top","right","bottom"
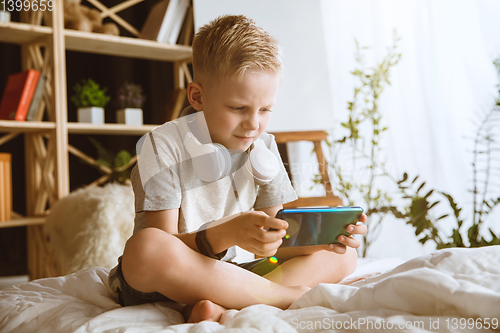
{"left": 108, "top": 112, "right": 297, "bottom": 294}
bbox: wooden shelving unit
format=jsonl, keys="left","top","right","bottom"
{"left": 64, "top": 29, "right": 192, "bottom": 61}
{"left": 0, "top": 217, "right": 46, "bottom": 229}
{"left": 0, "top": 120, "right": 56, "bottom": 133}
{"left": 0, "top": 0, "right": 193, "bottom": 279}
{"left": 67, "top": 122, "right": 159, "bottom": 135}
{"left": 0, "top": 21, "right": 52, "bottom": 44}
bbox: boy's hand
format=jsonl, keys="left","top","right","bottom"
{"left": 228, "top": 211, "right": 287, "bottom": 257}
{"left": 323, "top": 213, "right": 368, "bottom": 254}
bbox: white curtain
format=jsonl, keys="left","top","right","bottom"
{"left": 299, "top": 0, "right": 500, "bottom": 259}
{"left": 192, "top": 0, "right": 500, "bottom": 260}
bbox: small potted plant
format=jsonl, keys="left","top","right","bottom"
{"left": 115, "top": 81, "right": 146, "bottom": 126}
{"left": 71, "top": 78, "right": 110, "bottom": 124}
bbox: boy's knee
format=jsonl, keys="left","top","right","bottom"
{"left": 343, "top": 247, "right": 358, "bottom": 276}
{"left": 324, "top": 247, "right": 358, "bottom": 282}
{"left": 122, "top": 228, "right": 183, "bottom": 287}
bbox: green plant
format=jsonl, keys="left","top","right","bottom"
{"left": 391, "top": 59, "right": 500, "bottom": 249}
{"left": 317, "top": 34, "right": 500, "bottom": 256}
{"left": 115, "top": 81, "right": 146, "bottom": 109}
{"left": 494, "top": 56, "right": 500, "bottom": 72}
{"left": 71, "top": 78, "right": 111, "bottom": 108}
{"left": 317, "top": 31, "right": 401, "bottom": 256}
{"left": 85, "top": 137, "right": 135, "bottom": 185}
{"left": 396, "top": 105, "right": 500, "bottom": 248}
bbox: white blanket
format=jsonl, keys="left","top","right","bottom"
{"left": 1, "top": 246, "right": 499, "bottom": 332}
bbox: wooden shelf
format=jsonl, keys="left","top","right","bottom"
{"left": 67, "top": 122, "right": 158, "bottom": 135}
{"left": 0, "top": 216, "right": 46, "bottom": 228}
{"left": 0, "top": 21, "right": 52, "bottom": 45}
{"left": 0, "top": 120, "right": 158, "bottom": 135}
{"left": 0, "top": 23, "right": 192, "bottom": 63}
{"left": 0, "top": 120, "right": 56, "bottom": 133}
{"left": 64, "top": 29, "right": 192, "bottom": 62}
{"left": 0, "top": 23, "right": 192, "bottom": 61}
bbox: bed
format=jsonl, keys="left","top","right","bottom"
{"left": 1, "top": 245, "right": 499, "bottom": 332}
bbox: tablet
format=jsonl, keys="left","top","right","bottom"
{"left": 275, "top": 206, "right": 364, "bottom": 247}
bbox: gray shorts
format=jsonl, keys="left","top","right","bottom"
{"left": 116, "top": 257, "right": 279, "bottom": 307}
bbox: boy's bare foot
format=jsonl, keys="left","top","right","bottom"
{"left": 183, "top": 300, "right": 226, "bottom": 323}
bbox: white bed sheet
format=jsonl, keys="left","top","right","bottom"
{"left": 1, "top": 246, "right": 499, "bottom": 333}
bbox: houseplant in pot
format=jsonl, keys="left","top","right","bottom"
{"left": 71, "top": 78, "right": 110, "bottom": 124}
{"left": 115, "top": 81, "right": 146, "bottom": 125}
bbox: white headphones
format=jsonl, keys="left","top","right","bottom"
{"left": 177, "top": 108, "right": 280, "bottom": 184}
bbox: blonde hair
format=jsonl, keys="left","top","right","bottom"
{"left": 192, "top": 15, "right": 282, "bottom": 87}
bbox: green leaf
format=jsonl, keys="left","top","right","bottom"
{"left": 417, "top": 182, "right": 426, "bottom": 194}
{"left": 429, "top": 201, "right": 440, "bottom": 209}
{"left": 88, "top": 137, "right": 114, "bottom": 165}
{"left": 419, "top": 235, "right": 430, "bottom": 244}
{"left": 424, "top": 190, "right": 434, "bottom": 199}
{"left": 451, "top": 228, "right": 464, "bottom": 247}
{"left": 351, "top": 69, "right": 363, "bottom": 77}
{"left": 96, "top": 157, "right": 111, "bottom": 168}
{"left": 489, "top": 228, "right": 499, "bottom": 240}
{"left": 397, "top": 172, "right": 408, "bottom": 185}
{"left": 468, "top": 224, "right": 479, "bottom": 244}
{"left": 115, "top": 150, "right": 131, "bottom": 168}
{"left": 440, "top": 191, "right": 462, "bottom": 221}
{"left": 436, "top": 214, "right": 448, "bottom": 220}
{"left": 71, "top": 79, "right": 110, "bottom": 108}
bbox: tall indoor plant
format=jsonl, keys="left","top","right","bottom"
{"left": 318, "top": 33, "right": 500, "bottom": 256}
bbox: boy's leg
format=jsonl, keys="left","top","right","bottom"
{"left": 263, "top": 248, "right": 358, "bottom": 287}
{"left": 121, "top": 227, "right": 308, "bottom": 311}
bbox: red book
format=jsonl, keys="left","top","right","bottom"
{"left": 0, "top": 69, "right": 41, "bottom": 121}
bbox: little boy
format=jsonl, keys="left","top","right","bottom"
{"left": 108, "top": 14, "right": 367, "bottom": 323}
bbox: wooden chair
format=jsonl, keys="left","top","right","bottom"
{"left": 270, "top": 131, "right": 343, "bottom": 208}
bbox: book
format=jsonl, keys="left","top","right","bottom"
{"left": 165, "top": 0, "right": 190, "bottom": 45}
{"left": 0, "top": 69, "right": 41, "bottom": 121}
{"left": 158, "top": 0, "right": 180, "bottom": 43}
{"left": 139, "top": 0, "right": 169, "bottom": 41}
{"left": 139, "top": 0, "right": 177, "bottom": 43}
{"left": 26, "top": 75, "right": 47, "bottom": 121}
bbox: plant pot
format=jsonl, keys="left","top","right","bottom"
{"left": 77, "top": 107, "right": 104, "bottom": 124}
{"left": 0, "top": 10, "right": 10, "bottom": 22}
{"left": 116, "top": 108, "right": 143, "bottom": 126}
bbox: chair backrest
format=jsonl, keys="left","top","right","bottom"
{"left": 270, "top": 131, "right": 343, "bottom": 208}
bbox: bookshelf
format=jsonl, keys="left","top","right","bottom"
{"left": 64, "top": 29, "right": 191, "bottom": 61}
{"left": 0, "top": 216, "right": 45, "bottom": 228}
{"left": 0, "top": 120, "right": 56, "bottom": 133}
{"left": 0, "top": 0, "right": 193, "bottom": 279}
{"left": 0, "top": 21, "right": 53, "bottom": 44}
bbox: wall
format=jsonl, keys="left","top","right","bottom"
{"left": 192, "top": 0, "right": 334, "bottom": 132}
